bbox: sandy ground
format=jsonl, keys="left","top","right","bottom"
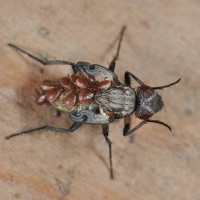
{"left": 0, "top": 1, "right": 200, "bottom": 200}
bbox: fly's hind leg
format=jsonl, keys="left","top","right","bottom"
{"left": 5, "top": 122, "right": 83, "bottom": 140}
{"left": 8, "top": 43, "right": 78, "bottom": 73}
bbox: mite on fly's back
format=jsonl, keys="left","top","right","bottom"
{"left": 6, "top": 26, "right": 180, "bottom": 179}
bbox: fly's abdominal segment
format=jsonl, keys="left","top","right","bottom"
{"left": 6, "top": 26, "right": 181, "bottom": 179}
{"left": 35, "top": 72, "right": 112, "bottom": 114}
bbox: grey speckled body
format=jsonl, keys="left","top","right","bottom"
{"left": 95, "top": 86, "right": 136, "bottom": 117}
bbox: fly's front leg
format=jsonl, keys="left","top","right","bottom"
{"left": 123, "top": 114, "right": 134, "bottom": 142}
{"left": 152, "top": 78, "right": 181, "bottom": 90}
{"left": 69, "top": 109, "right": 109, "bottom": 124}
{"left": 101, "top": 124, "right": 114, "bottom": 179}
{"left": 124, "top": 71, "right": 145, "bottom": 86}
{"left": 123, "top": 71, "right": 139, "bottom": 142}
{"left": 123, "top": 119, "right": 171, "bottom": 136}
{"left": 5, "top": 122, "right": 84, "bottom": 139}
{"left": 125, "top": 71, "right": 181, "bottom": 89}
{"left": 8, "top": 43, "right": 78, "bottom": 73}
{"left": 123, "top": 115, "right": 131, "bottom": 134}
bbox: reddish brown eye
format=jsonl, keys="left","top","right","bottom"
{"left": 41, "top": 80, "right": 58, "bottom": 91}
{"left": 64, "top": 92, "right": 77, "bottom": 107}
{"left": 79, "top": 89, "right": 95, "bottom": 103}
{"left": 46, "top": 87, "right": 63, "bottom": 101}
{"left": 60, "top": 77, "right": 73, "bottom": 89}
{"left": 140, "top": 85, "right": 154, "bottom": 98}
{"left": 138, "top": 109, "right": 153, "bottom": 120}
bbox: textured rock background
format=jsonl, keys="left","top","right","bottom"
{"left": 0, "top": 1, "right": 199, "bottom": 200}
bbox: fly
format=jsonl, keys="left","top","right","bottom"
{"left": 6, "top": 26, "right": 180, "bottom": 179}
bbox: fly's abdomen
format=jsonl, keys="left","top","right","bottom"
{"left": 34, "top": 72, "right": 111, "bottom": 112}
{"left": 95, "top": 86, "right": 136, "bottom": 117}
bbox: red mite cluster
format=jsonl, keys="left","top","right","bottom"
{"left": 35, "top": 72, "right": 111, "bottom": 109}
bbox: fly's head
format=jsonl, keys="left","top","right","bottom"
{"left": 135, "top": 85, "right": 163, "bottom": 120}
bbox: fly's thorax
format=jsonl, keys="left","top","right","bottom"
{"left": 135, "top": 85, "right": 163, "bottom": 119}
{"left": 95, "top": 86, "right": 136, "bottom": 117}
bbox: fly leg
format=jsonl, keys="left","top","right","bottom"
{"left": 8, "top": 43, "right": 118, "bottom": 80}
{"left": 152, "top": 78, "right": 181, "bottom": 90}
{"left": 124, "top": 71, "right": 145, "bottom": 86}
{"left": 123, "top": 119, "right": 171, "bottom": 136}
{"left": 123, "top": 114, "right": 134, "bottom": 142}
{"left": 123, "top": 72, "right": 136, "bottom": 142}
{"left": 5, "top": 122, "right": 83, "bottom": 139}
{"left": 125, "top": 71, "right": 181, "bottom": 88}
{"left": 109, "top": 25, "right": 126, "bottom": 72}
{"left": 8, "top": 43, "right": 78, "bottom": 73}
{"left": 69, "top": 109, "right": 113, "bottom": 178}
{"left": 102, "top": 124, "right": 114, "bottom": 179}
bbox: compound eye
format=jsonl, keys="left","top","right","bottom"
{"left": 138, "top": 109, "right": 153, "bottom": 120}
{"left": 140, "top": 85, "right": 155, "bottom": 98}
